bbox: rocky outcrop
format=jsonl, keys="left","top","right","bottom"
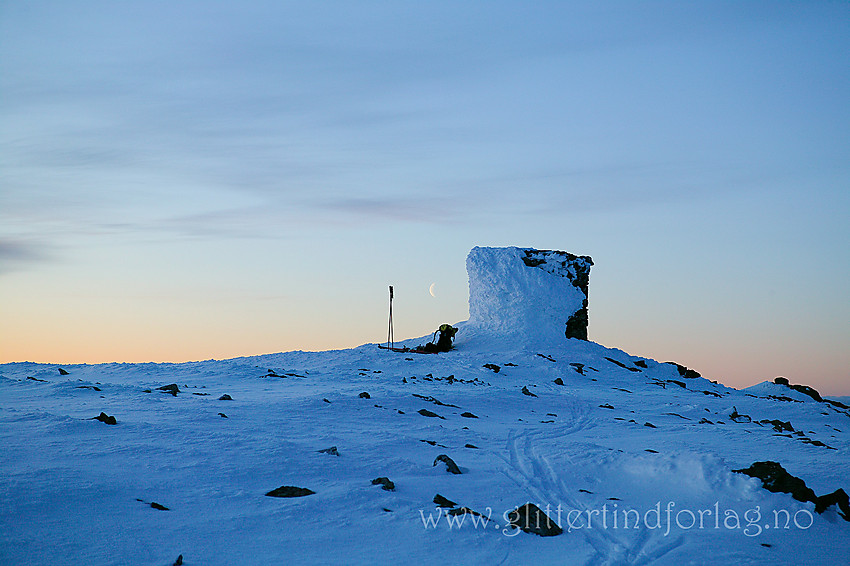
{"left": 733, "top": 461, "right": 850, "bottom": 521}
{"left": 507, "top": 503, "right": 563, "bottom": 536}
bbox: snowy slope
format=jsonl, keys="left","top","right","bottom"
{"left": 2, "top": 248, "right": 848, "bottom": 566}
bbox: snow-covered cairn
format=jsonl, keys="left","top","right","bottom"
{"left": 465, "top": 246, "right": 593, "bottom": 341}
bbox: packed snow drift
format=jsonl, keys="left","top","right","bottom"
{"left": 1, "top": 247, "right": 847, "bottom": 565}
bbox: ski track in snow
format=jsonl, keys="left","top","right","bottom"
{"left": 1, "top": 338, "right": 848, "bottom": 565}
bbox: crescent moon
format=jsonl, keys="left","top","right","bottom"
{"left": 429, "top": 283, "right": 436, "bottom": 297}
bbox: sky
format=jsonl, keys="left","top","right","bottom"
{"left": 1, "top": 1, "right": 848, "bottom": 394}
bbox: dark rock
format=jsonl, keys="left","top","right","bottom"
{"left": 77, "top": 385, "right": 102, "bottom": 391}
{"left": 605, "top": 357, "right": 641, "bottom": 372}
{"left": 507, "top": 503, "right": 563, "bottom": 536}
{"left": 733, "top": 462, "right": 817, "bottom": 505}
{"left": 667, "top": 380, "right": 686, "bottom": 389}
{"left": 58, "top": 368, "right": 69, "bottom": 375}
{"left": 569, "top": 363, "right": 585, "bottom": 374}
{"left": 729, "top": 407, "right": 751, "bottom": 423}
{"left": 433, "top": 494, "right": 457, "bottom": 508}
{"left": 564, "top": 298, "right": 589, "bottom": 340}
{"left": 358, "top": 392, "right": 371, "bottom": 399}
{"left": 483, "top": 363, "right": 501, "bottom": 373}
{"left": 599, "top": 403, "right": 614, "bottom": 409}
{"left": 218, "top": 394, "right": 232, "bottom": 401}
{"left": 418, "top": 408, "right": 444, "bottom": 419}
{"left": 94, "top": 412, "right": 117, "bottom": 425}
{"left": 521, "top": 386, "right": 537, "bottom": 397}
{"left": 318, "top": 446, "right": 339, "bottom": 456}
{"left": 815, "top": 488, "right": 850, "bottom": 519}
{"left": 702, "top": 390, "right": 722, "bottom": 398}
{"left": 789, "top": 384, "right": 823, "bottom": 403}
{"left": 448, "top": 507, "right": 486, "bottom": 518}
{"left": 699, "top": 418, "right": 714, "bottom": 424}
{"left": 759, "top": 419, "right": 794, "bottom": 432}
{"left": 665, "top": 362, "right": 701, "bottom": 379}
{"left": 27, "top": 376, "right": 48, "bottom": 382}
{"left": 774, "top": 376, "right": 790, "bottom": 385}
{"left": 553, "top": 378, "right": 565, "bottom": 386}
{"left": 460, "top": 412, "right": 478, "bottom": 418}
{"left": 465, "top": 444, "right": 479, "bottom": 449}
{"left": 323, "top": 398, "right": 331, "bottom": 403}
{"left": 371, "top": 477, "right": 395, "bottom": 491}
{"left": 266, "top": 486, "right": 315, "bottom": 498}
{"left": 634, "top": 360, "right": 648, "bottom": 368}
{"left": 434, "top": 454, "right": 462, "bottom": 475}
{"left": 150, "top": 502, "right": 169, "bottom": 511}
{"left": 412, "top": 394, "right": 459, "bottom": 408}
{"left": 173, "top": 555, "right": 183, "bottom": 566}
{"left": 826, "top": 399, "right": 850, "bottom": 410}
{"left": 218, "top": 413, "right": 228, "bottom": 418}
{"left": 644, "top": 422, "right": 657, "bottom": 428}
{"left": 157, "top": 384, "right": 180, "bottom": 396}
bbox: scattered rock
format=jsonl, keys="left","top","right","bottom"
{"left": 666, "top": 362, "right": 701, "bottom": 379}
{"left": 605, "top": 357, "right": 641, "bottom": 372}
{"left": 702, "top": 390, "right": 722, "bottom": 398}
{"left": 599, "top": 403, "right": 614, "bottom": 409}
{"left": 759, "top": 419, "right": 794, "bottom": 432}
{"left": 371, "top": 477, "right": 395, "bottom": 491}
{"left": 507, "top": 503, "right": 563, "bottom": 536}
{"left": 569, "top": 363, "right": 585, "bottom": 375}
{"left": 318, "top": 446, "right": 339, "bottom": 456}
{"left": 729, "top": 407, "right": 751, "bottom": 423}
{"left": 58, "top": 368, "right": 69, "bottom": 375}
{"left": 218, "top": 413, "right": 228, "bottom": 418}
{"left": 667, "top": 380, "right": 686, "bottom": 389}
{"left": 27, "top": 376, "right": 48, "bottom": 382}
{"left": 173, "top": 555, "right": 183, "bottom": 566}
{"left": 157, "top": 384, "right": 180, "bottom": 396}
{"left": 521, "top": 386, "right": 537, "bottom": 397}
{"left": 645, "top": 449, "right": 658, "bottom": 453}
{"left": 644, "top": 422, "right": 657, "bottom": 428}
{"left": 417, "top": 408, "right": 444, "bottom": 419}
{"left": 537, "top": 353, "right": 556, "bottom": 362}
{"left": 150, "top": 502, "right": 169, "bottom": 511}
{"left": 465, "top": 444, "right": 479, "bottom": 449}
{"left": 553, "top": 378, "right": 564, "bottom": 386}
{"left": 483, "top": 363, "right": 501, "bottom": 373}
{"left": 266, "top": 486, "right": 315, "bottom": 498}
{"left": 323, "top": 398, "right": 331, "bottom": 403}
{"left": 218, "top": 394, "right": 232, "bottom": 401}
{"left": 412, "top": 394, "right": 459, "bottom": 408}
{"left": 460, "top": 412, "right": 478, "bottom": 419}
{"left": 433, "top": 494, "right": 457, "bottom": 508}
{"left": 93, "top": 412, "right": 117, "bottom": 425}
{"left": 434, "top": 454, "right": 462, "bottom": 475}
{"left": 77, "top": 385, "right": 101, "bottom": 391}
{"left": 699, "top": 418, "right": 714, "bottom": 425}
{"left": 634, "top": 360, "right": 648, "bottom": 368}
{"left": 358, "top": 392, "right": 371, "bottom": 399}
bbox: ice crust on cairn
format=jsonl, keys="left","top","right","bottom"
{"left": 463, "top": 246, "right": 593, "bottom": 344}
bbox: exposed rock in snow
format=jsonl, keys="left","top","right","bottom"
{"left": 463, "top": 246, "right": 592, "bottom": 344}
{"left": 507, "top": 503, "right": 563, "bottom": 537}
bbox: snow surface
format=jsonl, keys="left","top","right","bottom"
{"left": 2, "top": 248, "right": 848, "bottom": 565}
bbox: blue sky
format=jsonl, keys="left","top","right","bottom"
{"left": 1, "top": 1, "right": 848, "bottom": 394}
